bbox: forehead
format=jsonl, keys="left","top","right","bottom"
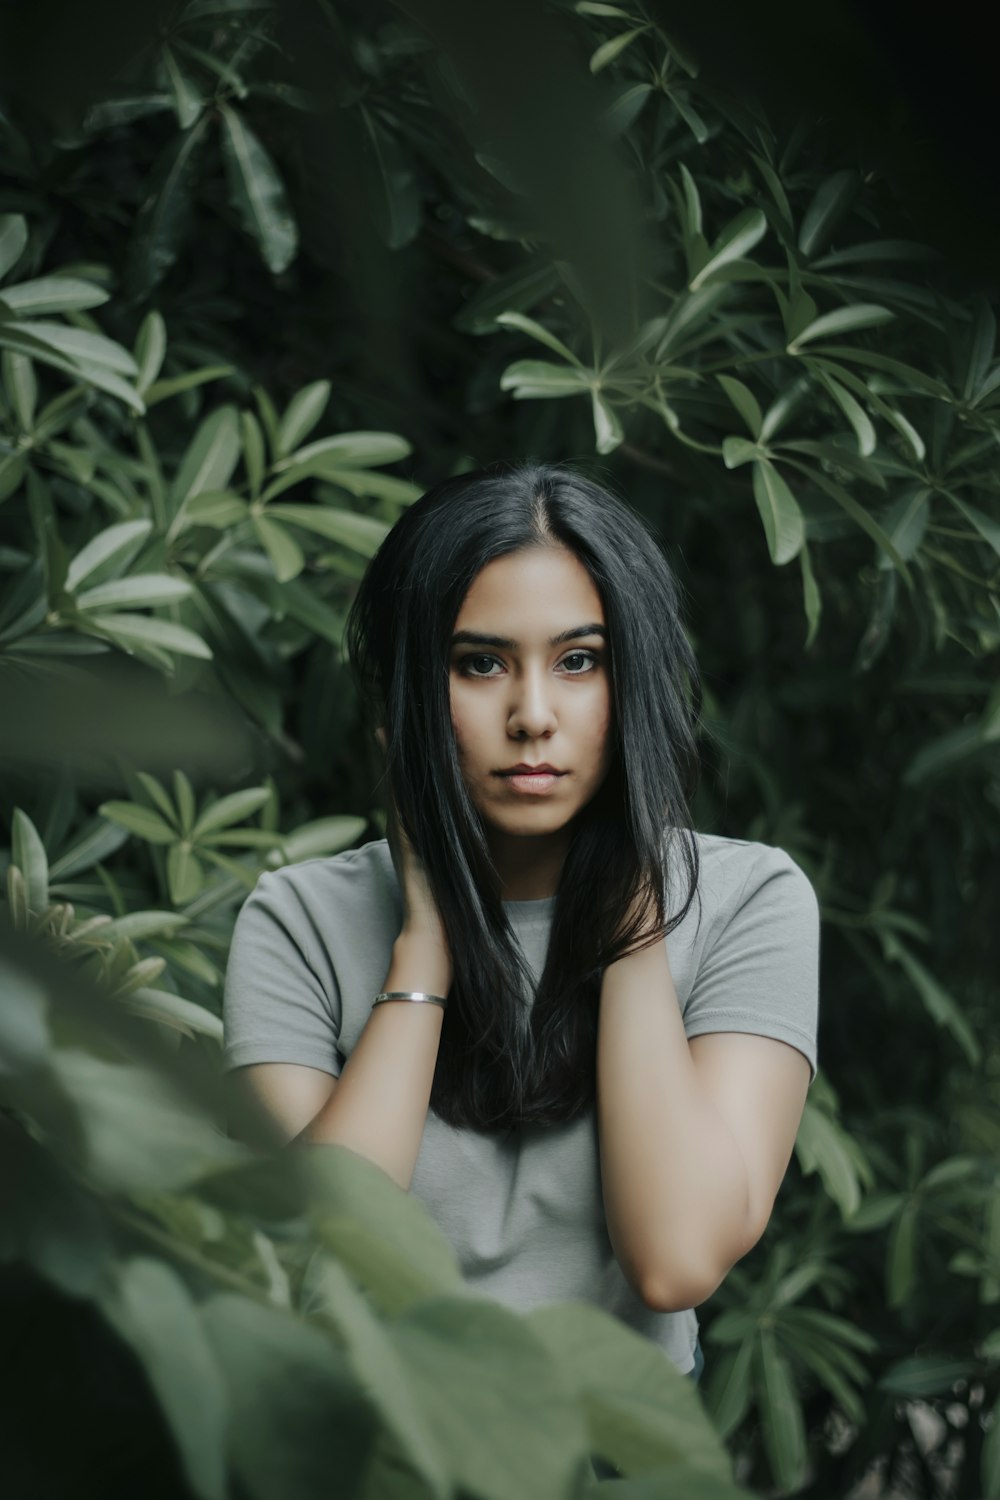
{"left": 455, "top": 545, "right": 604, "bottom": 626}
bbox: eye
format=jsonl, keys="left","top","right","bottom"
{"left": 559, "top": 650, "right": 598, "bottom": 673}
{"left": 459, "top": 654, "right": 504, "bottom": 678}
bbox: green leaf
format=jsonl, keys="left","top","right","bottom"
{"left": 267, "top": 504, "right": 389, "bottom": 557}
{"left": 99, "top": 801, "right": 179, "bottom": 844}
{"left": 99, "top": 1258, "right": 226, "bottom": 1500}
{"left": 162, "top": 45, "right": 203, "bottom": 130}
{"left": 192, "top": 787, "right": 272, "bottom": 839}
{"left": 754, "top": 1330, "right": 808, "bottom": 1493}
{"left": 3, "top": 349, "right": 37, "bottom": 429}
{"left": 272, "top": 815, "right": 367, "bottom": 863}
{"left": 121, "top": 988, "right": 223, "bottom": 1041}
{"left": 797, "top": 168, "right": 860, "bottom": 259}
{"left": 85, "top": 613, "right": 213, "bottom": 661}
{"left": 494, "top": 311, "right": 584, "bottom": 367}
{"left": 391, "top": 1298, "right": 589, "bottom": 1500}
{"left": 252, "top": 515, "right": 305, "bottom": 583}
{"left": 144, "top": 365, "right": 234, "bottom": 407}
{"left": 589, "top": 24, "right": 649, "bottom": 73}
{"left": 0, "top": 214, "right": 28, "bottom": 280}
{"left": 782, "top": 461, "right": 912, "bottom": 578}
{"left": 241, "top": 410, "right": 265, "bottom": 498}
{"left": 199, "top": 1292, "right": 375, "bottom": 1500}
{"left": 722, "top": 435, "right": 760, "bottom": 469}
{"left": 173, "top": 770, "right": 197, "bottom": 835}
{"left": 277, "top": 381, "right": 331, "bottom": 457}
{"left": 941, "top": 490, "right": 1000, "bottom": 558}
{"left": 752, "top": 461, "right": 805, "bottom": 564}
{"left": 677, "top": 162, "right": 702, "bottom": 241}
{"left": 799, "top": 542, "right": 821, "bottom": 648}
{"left": 298, "top": 1253, "right": 451, "bottom": 1497}
{"left": 0, "top": 277, "right": 110, "bottom": 316}
{"left": 12, "top": 808, "right": 48, "bottom": 913}
{"left": 673, "top": 93, "right": 709, "bottom": 145}
{"left": 274, "top": 431, "right": 411, "bottom": 471}
{"left": 526, "top": 1300, "right": 726, "bottom": 1480}
{"left": 170, "top": 405, "right": 241, "bottom": 517}
{"left": 47, "top": 1049, "right": 247, "bottom": 1194}
{"left": 716, "top": 374, "right": 761, "bottom": 438}
{"left": 690, "top": 207, "right": 767, "bottom": 291}
{"left": 788, "top": 304, "right": 894, "bottom": 352}
{"left": 219, "top": 105, "right": 298, "bottom": 274}
{"left": 134, "top": 311, "right": 167, "bottom": 395}
{"left": 815, "top": 369, "right": 876, "bottom": 455}
{"left": 962, "top": 293, "right": 996, "bottom": 401}
{"left": 498, "top": 360, "right": 591, "bottom": 398}
{"left": 75, "top": 574, "right": 193, "bottom": 611}
{"left": 176, "top": 491, "right": 249, "bottom": 531}
{"left": 316, "top": 470, "right": 422, "bottom": 506}
{"left": 168, "top": 842, "right": 205, "bottom": 904}
{"left": 591, "top": 389, "right": 623, "bottom": 454}
{"left": 875, "top": 489, "right": 930, "bottom": 567}
{"left": 0, "top": 217, "right": 26, "bottom": 283}
{"left": 101, "top": 908, "right": 189, "bottom": 942}
{"left": 10, "top": 320, "right": 138, "bottom": 376}
{"left": 58, "top": 519, "right": 149, "bottom": 594}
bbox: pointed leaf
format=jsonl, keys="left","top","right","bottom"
{"left": 252, "top": 515, "right": 305, "bottom": 582}
{"left": 277, "top": 381, "right": 331, "bottom": 458}
{"left": 0, "top": 278, "right": 110, "bottom": 316}
{"left": 99, "top": 801, "right": 178, "bottom": 844}
{"left": 799, "top": 542, "right": 821, "bottom": 648}
{"left": 716, "top": 374, "right": 761, "bottom": 437}
{"left": 494, "top": 311, "right": 584, "bottom": 367}
{"left": 192, "top": 787, "right": 272, "bottom": 840}
{"left": 12, "top": 808, "right": 48, "bottom": 913}
{"left": 591, "top": 389, "right": 623, "bottom": 454}
{"left": 789, "top": 304, "right": 895, "bottom": 351}
{"left": 690, "top": 207, "right": 767, "bottom": 291}
{"left": 273, "top": 431, "right": 411, "bottom": 472}
{"left": 135, "top": 311, "right": 167, "bottom": 394}
{"left": 76, "top": 574, "right": 193, "bottom": 611}
{"left": 498, "top": 360, "right": 591, "bottom": 398}
{"left": 798, "top": 168, "right": 860, "bottom": 259}
{"left": 589, "top": 25, "right": 649, "bottom": 73}
{"left": 85, "top": 613, "right": 213, "bottom": 660}
{"left": 64, "top": 520, "right": 153, "bottom": 593}
{"left": 170, "top": 405, "right": 241, "bottom": 514}
{"left": 267, "top": 504, "right": 389, "bottom": 557}
{"left": 752, "top": 460, "right": 805, "bottom": 564}
{"left": 219, "top": 105, "right": 297, "bottom": 274}
{"left": 815, "top": 369, "right": 876, "bottom": 455}
{"left": 0, "top": 215, "right": 27, "bottom": 281}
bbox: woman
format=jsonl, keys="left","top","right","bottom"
{"left": 222, "top": 461, "right": 820, "bottom": 1416}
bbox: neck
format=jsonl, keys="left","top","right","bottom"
{"left": 487, "top": 826, "right": 569, "bottom": 902}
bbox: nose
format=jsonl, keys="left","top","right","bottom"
{"left": 507, "top": 663, "right": 557, "bottom": 739}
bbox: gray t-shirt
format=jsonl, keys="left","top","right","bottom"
{"left": 222, "top": 831, "right": 820, "bottom": 1376}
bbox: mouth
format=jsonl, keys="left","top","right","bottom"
{"left": 493, "top": 768, "right": 567, "bottom": 795}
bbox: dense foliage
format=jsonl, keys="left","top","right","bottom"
{"left": 1, "top": 1, "right": 998, "bottom": 1496}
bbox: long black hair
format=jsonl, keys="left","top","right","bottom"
{"left": 345, "top": 460, "right": 702, "bottom": 1133}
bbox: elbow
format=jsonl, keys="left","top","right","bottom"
{"left": 639, "top": 1231, "right": 762, "bottom": 1314}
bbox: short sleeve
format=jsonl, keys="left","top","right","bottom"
{"left": 222, "top": 869, "right": 343, "bottom": 1077}
{"left": 681, "top": 847, "right": 820, "bottom": 1084}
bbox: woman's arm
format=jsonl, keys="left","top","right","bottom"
{"left": 291, "top": 929, "right": 450, "bottom": 1191}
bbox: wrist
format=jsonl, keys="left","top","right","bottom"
{"left": 391, "top": 929, "right": 453, "bottom": 997}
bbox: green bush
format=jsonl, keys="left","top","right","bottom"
{"left": 1, "top": 2, "right": 998, "bottom": 1496}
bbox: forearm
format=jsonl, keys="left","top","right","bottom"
{"left": 292, "top": 932, "right": 450, "bottom": 1192}
{"left": 597, "top": 936, "right": 754, "bottom": 1311}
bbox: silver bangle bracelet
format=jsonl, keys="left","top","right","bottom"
{"left": 372, "top": 990, "right": 448, "bottom": 1010}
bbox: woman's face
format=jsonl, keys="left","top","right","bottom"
{"left": 449, "top": 545, "right": 614, "bottom": 853}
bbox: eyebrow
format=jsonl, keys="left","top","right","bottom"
{"left": 450, "top": 624, "right": 608, "bottom": 649}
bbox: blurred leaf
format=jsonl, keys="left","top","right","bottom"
{"left": 589, "top": 24, "right": 649, "bottom": 73}
{"left": 76, "top": 574, "right": 193, "bottom": 612}
{"left": 788, "top": 304, "right": 895, "bottom": 351}
{"left": 798, "top": 168, "right": 860, "bottom": 259}
{"left": 12, "top": 808, "right": 49, "bottom": 913}
{"left": 752, "top": 460, "right": 805, "bottom": 564}
{"left": 170, "top": 405, "right": 242, "bottom": 518}
{"left": 0, "top": 214, "right": 28, "bottom": 280}
{"left": 276, "top": 381, "right": 331, "bottom": 459}
{"left": 690, "top": 208, "right": 767, "bottom": 291}
{"left": 220, "top": 106, "right": 298, "bottom": 273}
{"left": 192, "top": 788, "right": 272, "bottom": 839}
{"left": 268, "top": 504, "right": 389, "bottom": 556}
{"left": 100, "top": 1257, "right": 227, "bottom": 1500}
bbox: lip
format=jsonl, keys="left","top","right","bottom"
{"left": 496, "top": 763, "right": 564, "bottom": 775}
{"left": 494, "top": 766, "right": 565, "bottom": 796}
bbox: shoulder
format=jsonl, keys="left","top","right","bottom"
{"left": 678, "top": 830, "right": 819, "bottom": 927}
{"left": 238, "top": 838, "right": 399, "bottom": 925}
